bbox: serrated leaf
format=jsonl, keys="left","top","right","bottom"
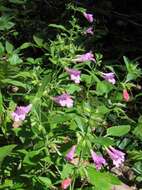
{"left": 107, "top": 125, "right": 131, "bottom": 137}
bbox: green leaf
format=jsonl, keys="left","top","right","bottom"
{"left": 0, "top": 179, "right": 13, "bottom": 189}
{"left": 8, "top": 54, "right": 23, "bottom": 65}
{"left": 20, "top": 42, "right": 32, "bottom": 50}
{"left": 0, "top": 144, "right": 16, "bottom": 166}
{"left": 0, "top": 91, "right": 4, "bottom": 114}
{"left": 0, "top": 42, "right": 5, "bottom": 54}
{"left": 67, "top": 4, "right": 86, "bottom": 13}
{"left": 107, "top": 125, "right": 131, "bottom": 137}
{"left": 96, "top": 81, "right": 113, "bottom": 95}
{"left": 20, "top": 149, "right": 43, "bottom": 166}
{"left": 9, "top": 0, "right": 27, "bottom": 4}
{"left": 133, "top": 116, "right": 142, "bottom": 140}
{"left": 132, "top": 161, "right": 142, "bottom": 175}
{"left": 48, "top": 24, "right": 68, "bottom": 33}
{"left": 33, "top": 35, "right": 43, "bottom": 47}
{"left": 81, "top": 74, "right": 93, "bottom": 85}
{"left": 1, "top": 79, "right": 27, "bottom": 88}
{"left": 93, "top": 137, "right": 114, "bottom": 146}
{"left": 37, "top": 177, "right": 52, "bottom": 188}
{"left": 87, "top": 166, "right": 120, "bottom": 190}
{"left": 66, "top": 84, "right": 81, "bottom": 94}
{"left": 0, "top": 16, "right": 15, "bottom": 31}
{"left": 5, "top": 41, "right": 14, "bottom": 54}
{"left": 48, "top": 113, "right": 71, "bottom": 125}
{"left": 128, "top": 150, "right": 142, "bottom": 161}
{"left": 96, "top": 105, "right": 110, "bottom": 115}
{"left": 123, "top": 56, "right": 141, "bottom": 81}
{"left": 61, "top": 164, "right": 74, "bottom": 179}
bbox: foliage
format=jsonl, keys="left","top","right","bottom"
{"left": 0, "top": 1, "right": 142, "bottom": 190}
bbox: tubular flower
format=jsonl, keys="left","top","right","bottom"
{"left": 101, "top": 72, "right": 116, "bottom": 84}
{"left": 61, "top": 178, "right": 72, "bottom": 189}
{"left": 65, "top": 67, "right": 81, "bottom": 84}
{"left": 106, "top": 146, "right": 125, "bottom": 167}
{"left": 123, "top": 89, "right": 130, "bottom": 102}
{"left": 84, "top": 27, "right": 94, "bottom": 35}
{"left": 73, "top": 52, "right": 96, "bottom": 63}
{"left": 11, "top": 104, "right": 32, "bottom": 122}
{"left": 53, "top": 93, "right": 73, "bottom": 108}
{"left": 83, "top": 12, "right": 94, "bottom": 23}
{"left": 65, "top": 145, "right": 76, "bottom": 162}
{"left": 91, "top": 149, "right": 106, "bottom": 170}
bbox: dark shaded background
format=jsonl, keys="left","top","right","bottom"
{"left": 1, "top": 0, "right": 142, "bottom": 61}
{"left": 77, "top": 0, "right": 142, "bottom": 61}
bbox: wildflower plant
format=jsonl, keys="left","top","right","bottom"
{"left": 0, "top": 2, "right": 142, "bottom": 190}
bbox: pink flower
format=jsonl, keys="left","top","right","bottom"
{"left": 73, "top": 52, "right": 96, "bottom": 63}
{"left": 91, "top": 149, "right": 106, "bottom": 170}
{"left": 61, "top": 178, "right": 72, "bottom": 189}
{"left": 106, "top": 146, "right": 125, "bottom": 167}
{"left": 101, "top": 72, "right": 116, "bottom": 84}
{"left": 65, "top": 145, "right": 76, "bottom": 162}
{"left": 65, "top": 67, "right": 81, "bottom": 84}
{"left": 123, "top": 89, "right": 130, "bottom": 102}
{"left": 84, "top": 27, "right": 94, "bottom": 35}
{"left": 11, "top": 104, "right": 32, "bottom": 122}
{"left": 83, "top": 12, "right": 94, "bottom": 23}
{"left": 53, "top": 93, "right": 73, "bottom": 108}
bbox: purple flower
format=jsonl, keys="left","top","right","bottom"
{"left": 53, "top": 93, "right": 73, "bottom": 108}
{"left": 84, "top": 27, "right": 94, "bottom": 35}
{"left": 83, "top": 12, "right": 94, "bottom": 23}
{"left": 101, "top": 72, "right": 116, "bottom": 84}
{"left": 11, "top": 104, "right": 32, "bottom": 122}
{"left": 106, "top": 146, "right": 125, "bottom": 167}
{"left": 65, "top": 67, "right": 81, "bottom": 84}
{"left": 91, "top": 149, "right": 106, "bottom": 170}
{"left": 74, "top": 52, "right": 96, "bottom": 63}
{"left": 65, "top": 145, "right": 76, "bottom": 161}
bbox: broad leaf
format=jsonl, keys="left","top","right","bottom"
{"left": 107, "top": 125, "right": 131, "bottom": 137}
{"left": 87, "top": 166, "right": 120, "bottom": 190}
{"left": 93, "top": 137, "right": 114, "bottom": 146}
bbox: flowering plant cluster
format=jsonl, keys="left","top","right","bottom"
{"left": 0, "top": 2, "right": 142, "bottom": 190}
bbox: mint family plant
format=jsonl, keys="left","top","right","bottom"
{"left": 0, "top": 2, "right": 142, "bottom": 190}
